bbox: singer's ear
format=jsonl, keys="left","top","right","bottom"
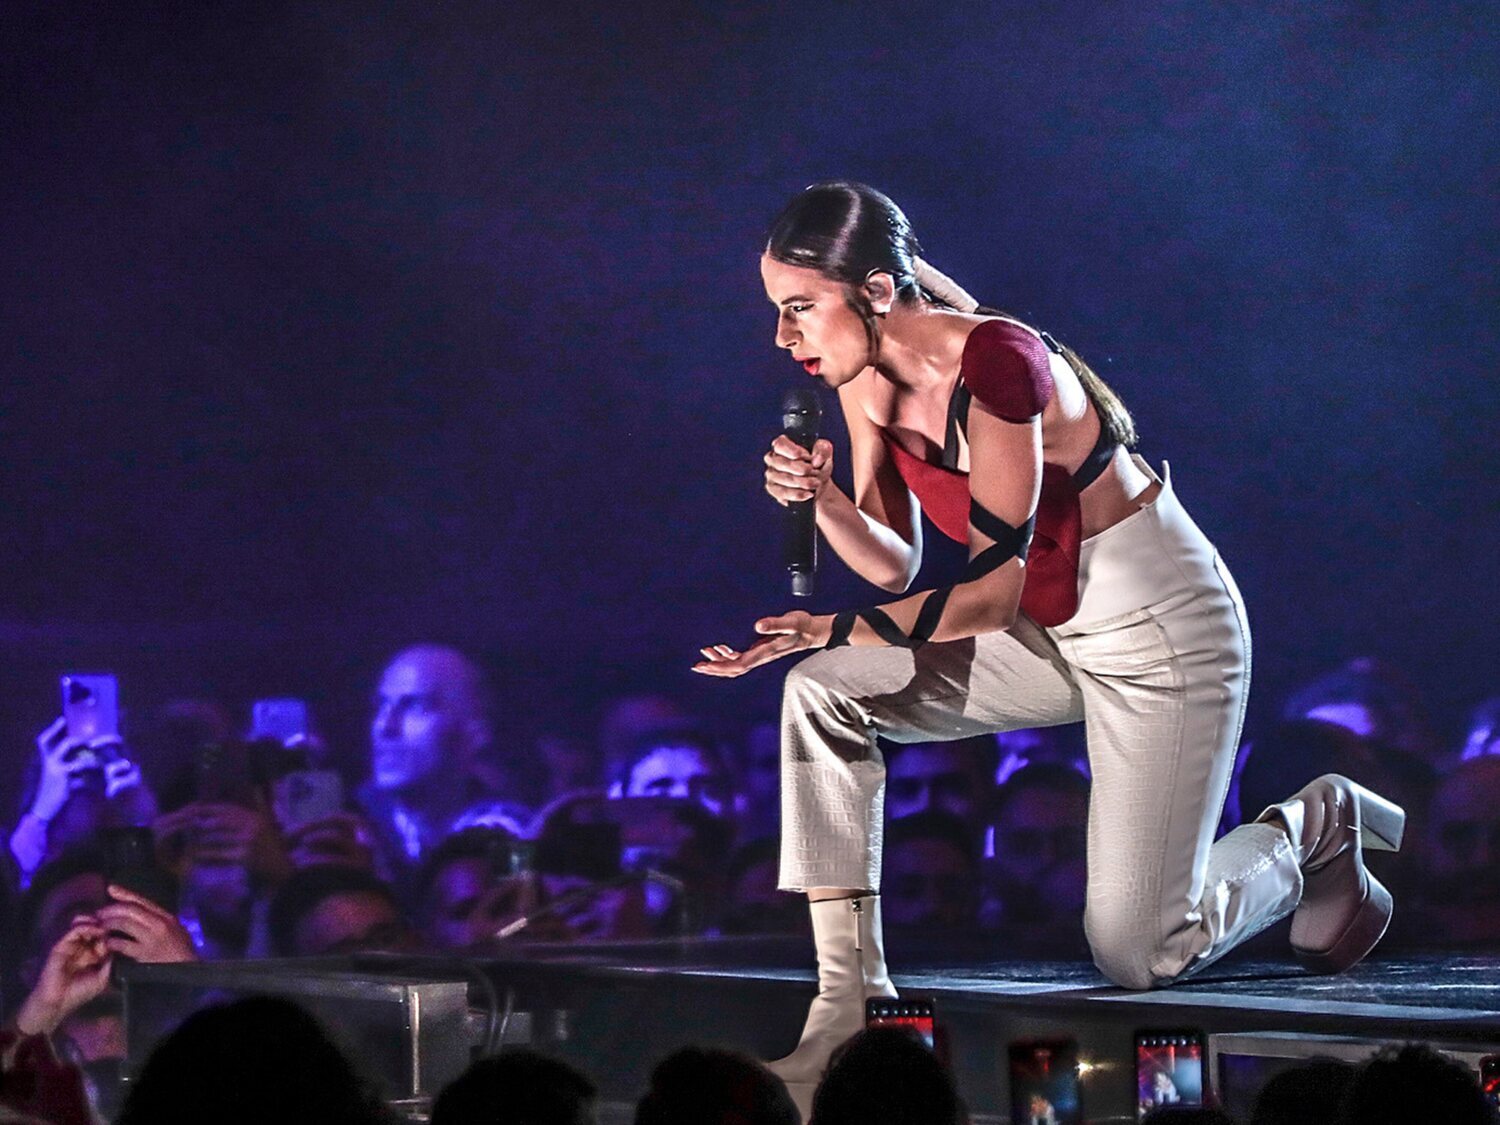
{"left": 862, "top": 270, "right": 897, "bottom": 316}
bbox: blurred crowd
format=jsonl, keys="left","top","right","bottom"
{"left": 0, "top": 644, "right": 1497, "bottom": 1120}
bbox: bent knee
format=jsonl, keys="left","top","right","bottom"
{"left": 1089, "top": 941, "right": 1166, "bottom": 991}
{"left": 1085, "top": 907, "right": 1176, "bottom": 991}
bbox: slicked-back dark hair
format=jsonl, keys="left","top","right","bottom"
{"left": 766, "top": 181, "right": 924, "bottom": 302}
{"left": 767, "top": 181, "right": 1138, "bottom": 448}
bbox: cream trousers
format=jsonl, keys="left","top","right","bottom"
{"left": 778, "top": 461, "right": 1303, "bottom": 989}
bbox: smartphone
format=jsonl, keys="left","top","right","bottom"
{"left": 99, "top": 826, "right": 178, "bottom": 913}
{"left": 1481, "top": 1055, "right": 1500, "bottom": 1109}
{"left": 1135, "top": 1029, "right": 1207, "bottom": 1120}
{"left": 250, "top": 698, "right": 310, "bottom": 744}
{"left": 273, "top": 769, "right": 344, "bottom": 831}
{"left": 61, "top": 674, "right": 119, "bottom": 742}
{"left": 866, "top": 997, "right": 936, "bottom": 1050}
{"left": 1008, "top": 1038, "right": 1083, "bottom": 1125}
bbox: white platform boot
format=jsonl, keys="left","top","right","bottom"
{"left": 767, "top": 895, "right": 898, "bottom": 1109}
{"left": 1258, "top": 773, "right": 1406, "bottom": 973}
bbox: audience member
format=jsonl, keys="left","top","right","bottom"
{"left": 1415, "top": 756, "right": 1500, "bottom": 947}
{"left": 11, "top": 847, "right": 195, "bottom": 1119}
{"left": 740, "top": 720, "right": 783, "bottom": 842}
{"left": 267, "top": 864, "right": 417, "bottom": 957}
{"left": 634, "top": 1046, "right": 798, "bottom": 1125}
{"left": 151, "top": 754, "right": 294, "bottom": 960}
{"left": 722, "top": 837, "right": 807, "bottom": 935}
{"left": 360, "top": 645, "right": 528, "bottom": 870}
{"left": 884, "top": 736, "right": 997, "bottom": 831}
{"left": 612, "top": 730, "right": 739, "bottom": 821}
{"left": 983, "top": 763, "right": 1089, "bottom": 953}
{"left": 1284, "top": 657, "right": 1439, "bottom": 766}
{"left": 417, "top": 827, "right": 518, "bottom": 950}
{"left": 114, "top": 995, "right": 394, "bottom": 1125}
{"left": 1250, "top": 1058, "right": 1356, "bottom": 1125}
{"left": 433, "top": 1048, "right": 597, "bottom": 1125}
{"left": 994, "top": 726, "right": 1090, "bottom": 784}
{"left": 536, "top": 732, "right": 603, "bottom": 803}
{"left": 1334, "top": 1043, "right": 1497, "bottom": 1125}
{"left": 883, "top": 811, "right": 981, "bottom": 932}
{"left": 9, "top": 719, "right": 156, "bottom": 887}
{"left": 1460, "top": 696, "right": 1500, "bottom": 761}
{"left": 1234, "top": 717, "right": 1430, "bottom": 835}
{"left": 811, "top": 1027, "right": 964, "bottom": 1125}
{"left": 597, "top": 694, "right": 697, "bottom": 790}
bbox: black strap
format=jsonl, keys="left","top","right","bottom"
{"left": 941, "top": 380, "right": 971, "bottom": 471}
{"left": 827, "top": 611, "right": 857, "bottom": 648}
{"left": 824, "top": 590, "right": 953, "bottom": 651}
{"left": 967, "top": 498, "right": 1034, "bottom": 565}
{"left": 1072, "top": 422, "right": 1116, "bottom": 492}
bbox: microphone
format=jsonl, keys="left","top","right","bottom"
{"left": 781, "top": 388, "right": 821, "bottom": 597}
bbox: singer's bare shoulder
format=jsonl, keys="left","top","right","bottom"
{"left": 841, "top": 365, "right": 897, "bottom": 429}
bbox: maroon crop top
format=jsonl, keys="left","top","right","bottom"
{"left": 880, "top": 320, "right": 1116, "bottom": 627}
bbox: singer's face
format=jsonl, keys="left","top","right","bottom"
{"left": 761, "top": 254, "right": 871, "bottom": 388}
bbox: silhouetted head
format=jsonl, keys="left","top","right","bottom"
{"left": 433, "top": 1048, "right": 596, "bottom": 1125}
{"left": 812, "top": 1026, "right": 963, "bottom": 1125}
{"left": 116, "top": 995, "right": 391, "bottom": 1125}
{"left": 633, "top": 1045, "right": 798, "bottom": 1125}
{"left": 1335, "top": 1043, "right": 1496, "bottom": 1125}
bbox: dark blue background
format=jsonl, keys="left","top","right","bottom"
{"left": 2, "top": 2, "right": 1496, "bottom": 776}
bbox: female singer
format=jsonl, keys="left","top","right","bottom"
{"left": 693, "top": 182, "right": 1404, "bottom": 1097}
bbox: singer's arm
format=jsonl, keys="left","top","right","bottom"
{"left": 816, "top": 386, "right": 923, "bottom": 592}
{"left": 697, "top": 408, "right": 1037, "bottom": 677}
{"left": 820, "top": 406, "right": 1037, "bottom": 646}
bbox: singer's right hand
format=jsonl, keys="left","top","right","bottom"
{"left": 764, "top": 436, "right": 833, "bottom": 506}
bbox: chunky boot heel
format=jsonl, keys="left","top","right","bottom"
{"left": 1352, "top": 783, "right": 1405, "bottom": 852}
{"left": 1259, "top": 773, "right": 1405, "bottom": 975}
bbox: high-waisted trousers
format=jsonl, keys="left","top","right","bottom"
{"left": 778, "top": 461, "right": 1304, "bottom": 989}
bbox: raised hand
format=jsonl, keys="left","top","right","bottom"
{"left": 693, "top": 611, "right": 832, "bottom": 678}
{"left": 285, "top": 813, "right": 378, "bottom": 872}
{"left": 94, "top": 884, "right": 198, "bottom": 964}
{"left": 764, "top": 436, "right": 833, "bottom": 506}
{"left": 27, "top": 719, "right": 95, "bottom": 822}
{"left": 13, "top": 921, "right": 113, "bottom": 1036}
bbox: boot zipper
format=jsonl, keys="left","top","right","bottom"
{"left": 852, "top": 898, "right": 864, "bottom": 953}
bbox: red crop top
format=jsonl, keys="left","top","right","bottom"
{"left": 880, "top": 320, "right": 1115, "bottom": 628}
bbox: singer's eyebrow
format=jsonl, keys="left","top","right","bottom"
{"left": 776, "top": 294, "right": 815, "bottom": 306}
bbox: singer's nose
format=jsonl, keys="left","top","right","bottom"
{"left": 775, "top": 318, "right": 798, "bottom": 351}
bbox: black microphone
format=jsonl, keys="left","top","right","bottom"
{"left": 781, "top": 388, "right": 821, "bottom": 597}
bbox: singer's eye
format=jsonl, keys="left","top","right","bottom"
{"left": 788, "top": 303, "right": 812, "bottom": 314}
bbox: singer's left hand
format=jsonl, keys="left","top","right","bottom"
{"left": 692, "top": 611, "right": 833, "bottom": 677}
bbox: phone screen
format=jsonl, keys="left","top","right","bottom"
{"left": 1135, "top": 1030, "right": 1206, "bottom": 1119}
{"left": 273, "top": 769, "right": 344, "bottom": 831}
{"left": 61, "top": 674, "right": 119, "bottom": 742}
{"left": 865, "top": 998, "right": 935, "bottom": 1050}
{"left": 1481, "top": 1056, "right": 1500, "bottom": 1109}
{"left": 1009, "top": 1039, "right": 1083, "bottom": 1125}
{"left": 251, "top": 698, "right": 310, "bottom": 744}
